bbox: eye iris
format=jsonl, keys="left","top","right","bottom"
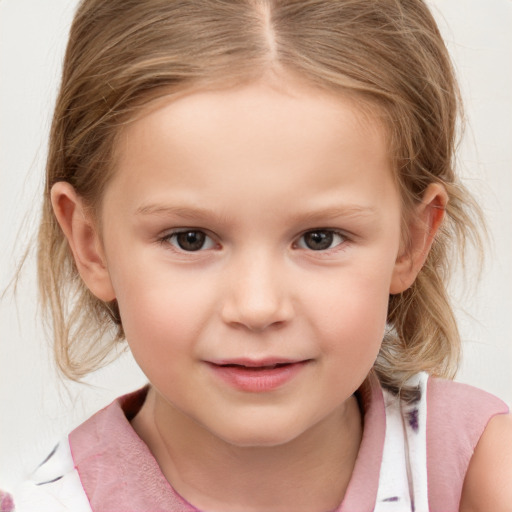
{"left": 304, "top": 231, "right": 333, "bottom": 250}
{"left": 176, "top": 231, "right": 206, "bottom": 251}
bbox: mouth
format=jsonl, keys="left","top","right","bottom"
{"left": 205, "top": 359, "right": 312, "bottom": 392}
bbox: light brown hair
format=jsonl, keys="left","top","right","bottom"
{"left": 38, "top": 0, "right": 482, "bottom": 394}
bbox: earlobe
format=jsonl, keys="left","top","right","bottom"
{"left": 390, "top": 183, "right": 448, "bottom": 295}
{"left": 51, "top": 182, "right": 116, "bottom": 302}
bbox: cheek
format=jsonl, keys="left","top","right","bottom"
{"left": 111, "top": 261, "right": 217, "bottom": 356}
{"left": 314, "top": 275, "right": 389, "bottom": 393}
{"left": 116, "top": 282, "right": 209, "bottom": 387}
{"left": 307, "top": 268, "right": 391, "bottom": 353}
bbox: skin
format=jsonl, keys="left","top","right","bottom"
{"left": 50, "top": 75, "right": 493, "bottom": 511}
{"left": 459, "top": 413, "right": 512, "bottom": 511}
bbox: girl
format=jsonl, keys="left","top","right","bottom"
{"left": 3, "top": 0, "right": 512, "bottom": 510}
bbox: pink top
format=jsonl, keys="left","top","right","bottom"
{"left": 426, "top": 378, "right": 508, "bottom": 510}
{"left": 68, "top": 376, "right": 508, "bottom": 511}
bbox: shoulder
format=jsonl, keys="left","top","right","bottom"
{"left": 7, "top": 389, "right": 147, "bottom": 512}
{"left": 426, "top": 377, "right": 509, "bottom": 443}
{"left": 426, "top": 377, "right": 509, "bottom": 453}
{"left": 0, "top": 490, "right": 15, "bottom": 512}
{"left": 459, "top": 412, "right": 512, "bottom": 511}
{"left": 427, "top": 377, "right": 508, "bottom": 417}
{"left": 425, "top": 377, "right": 509, "bottom": 511}
{"left": 11, "top": 440, "right": 91, "bottom": 512}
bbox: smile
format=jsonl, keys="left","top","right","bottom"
{"left": 205, "top": 359, "right": 312, "bottom": 392}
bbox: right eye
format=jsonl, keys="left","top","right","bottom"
{"left": 162, "top": 230, "right": 216, "bottom": 252}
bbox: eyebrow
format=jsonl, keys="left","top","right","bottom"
{"left": 135, "top": 204, "right": 229, "bottom": 223}
{"left": 289, "top": 205, "right": 378, "bottom": 224}
{"left": 135, "top": 203, "right": 378, "bottom": 226}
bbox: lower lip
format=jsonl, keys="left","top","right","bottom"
{"left": 206, "top": 361, "right": 310, "bottom": 392}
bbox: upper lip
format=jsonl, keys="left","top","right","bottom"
{"left": 207, "top": 358, "right": 309, "bottom": 368}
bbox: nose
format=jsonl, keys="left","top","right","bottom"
{"left": 220, "top": 251, "right": 294, "bottom": 331}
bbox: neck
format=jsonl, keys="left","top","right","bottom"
{"left": 132, "top": 389, "right": 362, "bottom": 512}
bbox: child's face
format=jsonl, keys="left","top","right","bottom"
{"left": 99, "top": 78, "right": 405, "bottom": 446}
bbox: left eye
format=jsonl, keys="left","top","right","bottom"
{"left": 164, "top": 230, "right": 216, "bottom": 252}
{"left": 296, "top": 230, "right": 346, "bottom": 251}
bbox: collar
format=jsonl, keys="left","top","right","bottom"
{"left": 70, "top": 376, "right": 385, "bottom": 512}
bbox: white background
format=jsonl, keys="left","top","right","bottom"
{"left": 1, "top": 0, "right": 511, "bottom": 489}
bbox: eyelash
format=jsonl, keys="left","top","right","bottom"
{"left": 159, "top": 228, "right": 349, "bottom": 254}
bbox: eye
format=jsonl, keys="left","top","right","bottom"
{"left": 296, "top": 230, "right": 346, "bottom": 251}
{"left": 163, "top": 230, "right": 216, "bottom": 252}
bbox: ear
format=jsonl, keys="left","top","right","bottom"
{"left": 51, "top": 182, "right": 116, "bottom": 302}
{"left": 390, "top": 183, "right": 448, "bottom": 295}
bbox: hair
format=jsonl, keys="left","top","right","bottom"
{"left": 38, "top": 0, "right": 483, "bottom": 394}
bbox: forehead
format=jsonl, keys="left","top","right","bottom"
{"left": 116, "top": 74, "right": 388, "bottom": 155}
{"left": 106, "top": 78, "right": 398, "bottom": 220}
